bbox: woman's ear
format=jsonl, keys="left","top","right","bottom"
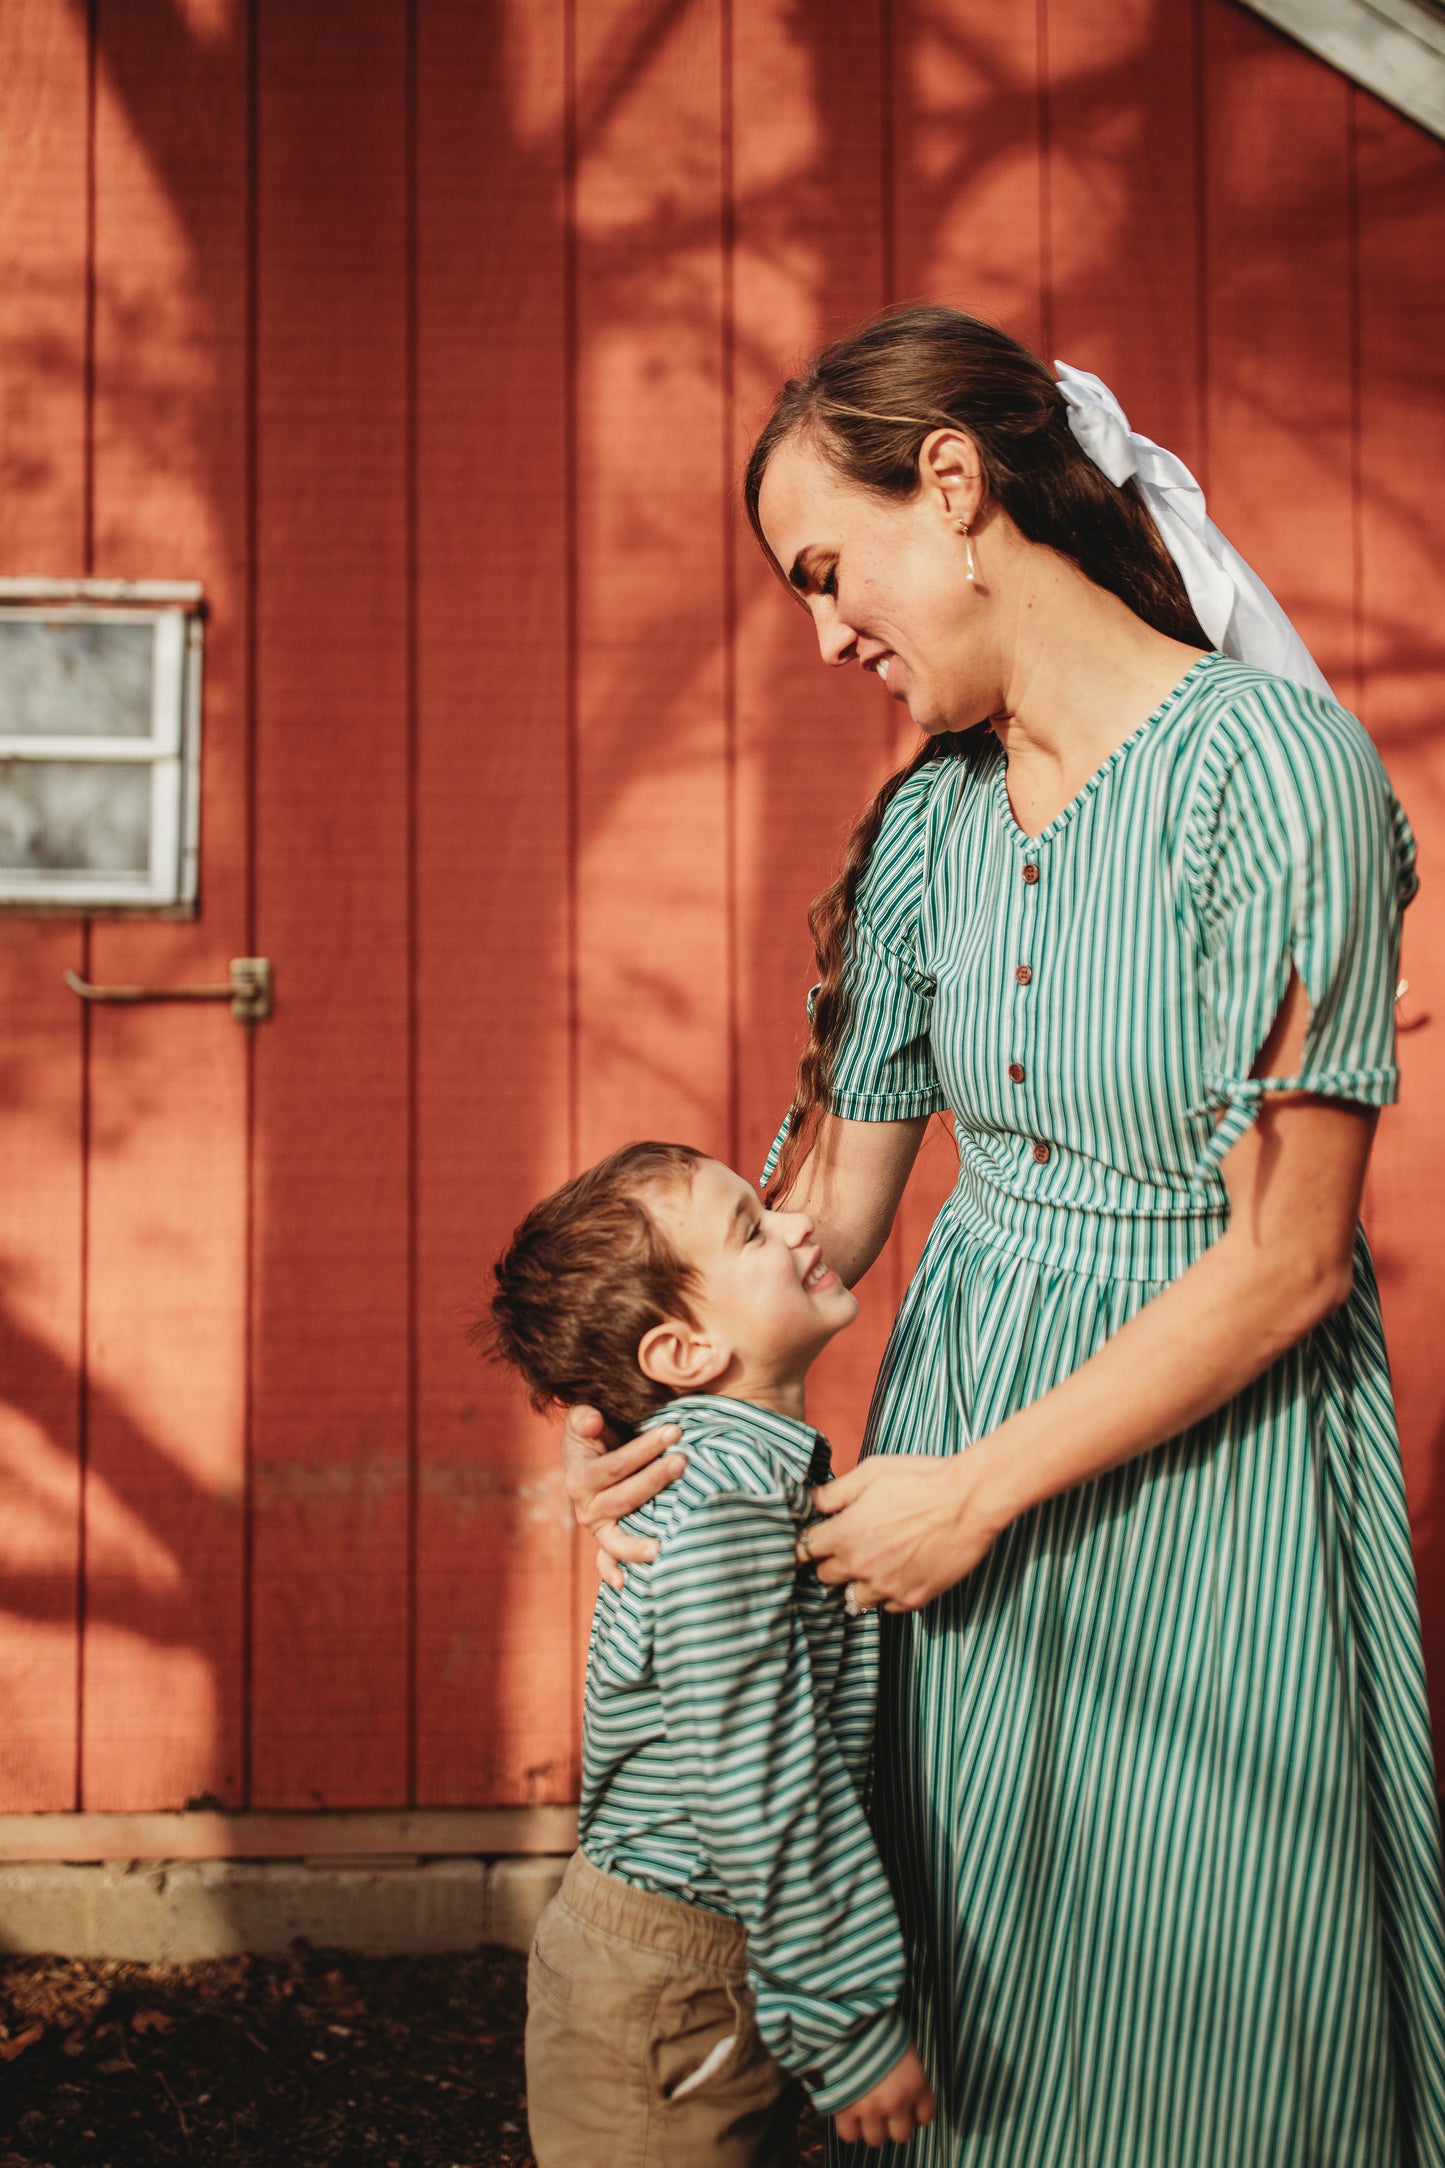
{"left": 917, "top": 426, "right": 983, "bottom": 525}
{"left": 637, "top": 1318, "right": 730, "bottom": 1393}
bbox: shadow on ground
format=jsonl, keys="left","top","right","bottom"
{"left": 0, "top": 1945, "right": 828, "bottom": 2166}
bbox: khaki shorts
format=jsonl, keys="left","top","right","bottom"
{"left": 525, "top": 1851, "right": 803, "bottom": 2168}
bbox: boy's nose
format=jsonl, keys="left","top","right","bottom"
{"left": 777, "top": 1210, "right": 814, "bottom": 1245}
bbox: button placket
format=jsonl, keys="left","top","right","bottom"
{"left": 1010, "top": 854, "right": 1039, "bottom": 1088}
{"left": 1015, "top": 854, "right": 1046, "bottom": 1163}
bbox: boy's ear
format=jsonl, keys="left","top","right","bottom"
{"left": 637, "top": 1317, "right": 730, "bottom": 1394}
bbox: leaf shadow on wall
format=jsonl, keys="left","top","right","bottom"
{"left": 5, "top": 0, "right": 1440, "bottom": 1896}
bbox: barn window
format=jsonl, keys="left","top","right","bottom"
{"left": 0, "top": 581, "right": 203, "bottom": 913}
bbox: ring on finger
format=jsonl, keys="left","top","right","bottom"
{"left": 797, "top": 1523, "right": 817, "bottom": 1565}
{"left": 844, "top": 1582, "right": 872, "bottom": 1619}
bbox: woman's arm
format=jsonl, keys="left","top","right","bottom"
{"left": 771, "top": 1111, "right": 932, "bottom": 1286}
{"left": 805, "top": 979, "right": 1378, "bottom": 1609}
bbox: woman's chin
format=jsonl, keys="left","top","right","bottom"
{"left": 901, "top": 686, "right": 971, "bottom": 736}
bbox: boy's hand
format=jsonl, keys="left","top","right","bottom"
{"left": 561, "top": 1405, "right": 688, "bottom": 1590}
{"left": 832, "top": 2044, "right": 935, "bottom": 2149}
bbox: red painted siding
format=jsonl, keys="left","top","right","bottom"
{"left": 82, "top": 0, "right": 252, "bottom": 1813}
{"left": 412, "top": 0, "right": 578, "bottom": 1805}
{"left": 0, "top": 0, "right": 89, "bottom": 1812}
{"left": 0, "top": 0, "right": 1441, "bottom": 1815}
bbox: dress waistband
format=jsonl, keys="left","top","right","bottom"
{"left": 941, "top": 1155, "right": 1229, "bottom": 1284}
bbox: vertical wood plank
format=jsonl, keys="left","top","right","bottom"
{"left": 0, "top": 0, "right": 89, "bottom": 1810}
{"left": 250, "top": 0, "right": 411, "bottom": 1807}
{"left": 573, "top": 0, "right": 731, "bottom": 1169}
{"left": 731, "top": 0, "right": 906, "bottom": 1461}
{"left": 1352, "top": 90, "right": 1445, "bottom": 1749}
{"left": 1200, "top": 2, "right": 1355, "bottom": 689}
{"left": 413, "top": 0, "right": 577, "bottom": 1805}
{"left": 79, "top": 0, "right": 251, "bottom": 1810}
{"left": 893, "top": 0, "right": 1046, "bottom": 352}
{"left": 1044, "top": 0, "right": 1203, "bottom": 471}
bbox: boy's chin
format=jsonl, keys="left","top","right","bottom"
{"left": 775, "top": 1288, "right": 860, "bottom": 1375}
{"left": 816, "top": 1287, "right": 861, "bottom": 1338}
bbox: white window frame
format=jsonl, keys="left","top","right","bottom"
{"left": 0, "top": 579, "right": 204, "bottom": 915}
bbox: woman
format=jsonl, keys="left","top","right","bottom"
{"left": 563, "top": 308, "right": 1445, "bottom": 2166}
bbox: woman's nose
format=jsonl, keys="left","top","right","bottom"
{"left": 815, "top": 607, "right": 858, "bottom": 669}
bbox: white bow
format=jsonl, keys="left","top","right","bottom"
{"left": 1054, "top": 361, "right": 1333, "bottom": 700}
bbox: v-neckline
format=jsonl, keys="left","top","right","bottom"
{"left": 994, "top": 652, "right": 1219, "bottom": 849}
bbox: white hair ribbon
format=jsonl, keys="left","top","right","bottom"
{"left": 1054, "top": 361, "right": 1333, "bottom": 700}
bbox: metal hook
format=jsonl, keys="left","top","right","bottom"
{"left": 64, "top": 957, "right": 272, "bottom": 1024}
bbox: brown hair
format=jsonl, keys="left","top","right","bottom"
{"left": 745, "top": 305, "right": 1208, "bottom": 1197}
{"left": 478, "top": 1141, "right": 706, "bottom": 1438}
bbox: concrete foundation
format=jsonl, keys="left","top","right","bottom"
{"left": 0, "top": 1855, "right": 567, "bottom": 1963}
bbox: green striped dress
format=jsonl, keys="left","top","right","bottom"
{"left": 794, "top": 656, "right": 1445, "bottom": 2166}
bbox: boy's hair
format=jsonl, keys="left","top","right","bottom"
{"left": 479, "top": 1141, "right": 707, "bottom": 1438}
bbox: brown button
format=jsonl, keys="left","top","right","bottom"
{"left": 1032, "top": 1141, "right": 1051, "bottom": 1164}
{"left": 1021, "top": 862, "right": 1039, "bottom": 885}
{"left": 1015, "top": 964, "right": 1033, "bottom": 985}
{"left": 1008, "top": 1062, "right": 1026, "bottom": 1083}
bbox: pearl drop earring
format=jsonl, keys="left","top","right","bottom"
{"left": 957, "top": 519, "right": 979, "bottom": 586}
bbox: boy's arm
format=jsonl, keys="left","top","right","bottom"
{"left": 649, "top": 1488, "right": 912, "bottom": 2115}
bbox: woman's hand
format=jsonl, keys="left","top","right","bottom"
{"left": 561, "top": 1405, "right": 688, "bottom": 1590}
{"left": 800, "top": 1449, "right": 1013, "bottom": 1612}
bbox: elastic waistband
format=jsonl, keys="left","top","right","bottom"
{"left": 944, "top": 1157, "right": 1227, "bottom": 1284}
{"left": 564, "top": 1852, "right": 747, "bottom": 1975}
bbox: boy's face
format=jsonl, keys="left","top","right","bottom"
{"left": 645, "top": 1158, "right": 859, "bottom": 1397}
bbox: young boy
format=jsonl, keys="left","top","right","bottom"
{"left": 485, "top": 1140, "right": 934, "bottom": 2166}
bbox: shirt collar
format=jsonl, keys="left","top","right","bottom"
{"left": 641, "top": 1394, "right": 831, "bottom": 1486}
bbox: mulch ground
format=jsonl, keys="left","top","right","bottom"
{"left": 0, "top": 1944, "right": 829, "bottom": 2165}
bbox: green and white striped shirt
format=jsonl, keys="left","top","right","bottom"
{"left": 578, "top": 1393, "right": 910, "bottom": 2114}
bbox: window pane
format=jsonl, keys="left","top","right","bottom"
{"left": 0, "top": 620, "right": 155, "bottom": 738}
{"left": 0, "top": 760, "right": 151, "bottom": 874}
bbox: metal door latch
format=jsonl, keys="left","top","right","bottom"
{"left": 64, "top": 957, "right": 273, "bottom": 1023}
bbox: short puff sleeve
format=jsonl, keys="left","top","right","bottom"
{"left": 1186, "top": 685, "right": 1417, "bottom": 1193}
{"left": 762, "top": 763, "right": 949, "bottom": 1187}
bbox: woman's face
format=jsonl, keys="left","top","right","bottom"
{"left": 756, "top": 431, "right": 1002, "bottom": 735}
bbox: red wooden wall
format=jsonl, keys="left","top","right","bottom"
{"left": 1, "top": 0, "right": 1442, "bottom": 1818}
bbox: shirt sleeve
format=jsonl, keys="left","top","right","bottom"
{"left": 831, "top": 759, "right": 950, "bottom": 1123}
{"left": 827, "top": 908, "right": 947, "bottom": 1123}
{"left": 760, "top": 764, "right": 949, "bottom": 1186}
{"left": 649, "top": 1489, "right": 910, "bottom": 2114}
{"left": 1185, "top": 682, "right": 1417, "bottom": 1192}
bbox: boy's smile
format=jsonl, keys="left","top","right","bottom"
{"left": 640, "top": 1158, "right": 858, "bottom": 1419}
